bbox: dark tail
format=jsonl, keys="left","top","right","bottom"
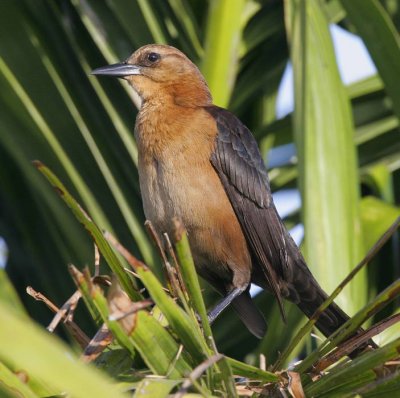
{"left": 293, "top": 273, "right": 351, "bottom": 339}
{"left": 282, "top": 233, "right": 377, "bottom": 355}
{"left": 232, "top": 290, "right": 267, "bottom": 339}
{"left": 296, "top": 276, "right": 377, "bottom": 356}
{"left": 297, "top": 283, "right": 353, "bottom": 337}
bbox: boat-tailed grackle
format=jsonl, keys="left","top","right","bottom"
{"left": 92, "top": 45, "right": 374, "bottom": 353}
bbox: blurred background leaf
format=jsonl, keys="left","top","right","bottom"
{"left": 0, "top": 0, "right": 399, "bottom": 374}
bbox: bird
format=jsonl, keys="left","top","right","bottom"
{"left": 91, "top": 44, "right": 372, "bottom": 350}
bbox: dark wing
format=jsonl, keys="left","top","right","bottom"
{"left": 206, "top": 107, "right": 380, "bottom": 351}
{"left": 206, "top": 106, "right": 293, "bottom": 320}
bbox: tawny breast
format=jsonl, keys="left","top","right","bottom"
{"left": 135, "top": 105, "right": 252, "bottom": 291}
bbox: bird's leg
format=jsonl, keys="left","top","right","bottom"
{"left": 207, "top": 287, "right": 245, "bottom": 324}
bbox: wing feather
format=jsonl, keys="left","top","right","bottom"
{"left": 205, "top": 107, "right": 378, "bottom": 349}
{"left": 206, "top": 106, "right": 288, "bottom": 319}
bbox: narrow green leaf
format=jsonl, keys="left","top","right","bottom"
{"left": 362, "top": 164, "right": 395, "bottom": 203}
{"left": 131, "top": 311, "right": 191, "bottom": 379}
{"left": 0, "top": 56, "right": 111, "bottom": 233}
{"left": 256, "top": 300, "right": 305, "bottom": 367}
{"left": 94, "top": 349, "right": 133, "bottom": 378}
{"left": 286, "top": 0, "right": 366, "bottom": 313}
{"left": 355, "top": 370, "right": 400, "bottom": 397}
{"left": 69, "top": 0, "right": 141, "bottom": 107}
{"left": 130, "top": 311, "right": 193, "bottom": 379}
{"left": 27, "top": 31, "right": 153, "bottom": 266}
{"left": 69, "top": 265, "right": 101, "bottom": 324}
{"left": 347, "top": 75, "right": 383, "bottom": 99}
{"left": 174, "top": 226, "right": 238, "bottom": 396}
{"left": 0, "top": 269, "right": 25, "bottom": 316}
{"left": 230, "top": 48, "right": 287, "bottom": 112}
{"left": 168, "top": 0, "right": 204, "bottom": 58}
{"left": 0, "top": 301, "right": 129, "bottom": 398}
{"left": 136, "top": 0, "right": 168, "bottom": 44}
{"left": 133, "top": 378, "right": 180, "bottom": 398}
{"left": 106, "top": 231, "right": 211, "bottom": 364}
{"left": 355, "top": 115, "right": 399, "bottom": 145}
{"left": 321, "top": 0, "right": 346, "bottom": 24}
{"left": 0, "top": 362, "right": 38, "bottom": 398}
{"left": 340, "top": 0, "right": 400, "bottom": 121}
{"left": 71, "top": 0, "right": 133, "bottom": 61}
{"left": 92, "top": 286, "right": 191, "bottom": 378}
{"left": 296, "top": 277, "right": 400, "bottom": 373}
{"left": 35, "top": 162, "right": 139, "bottom": 301}
{"left": 174, "top": 224, "right": 213, "bottom": 342}
{"left": 226, "top": 357, "right": 278, "bottom": 382}
{"left": 73, "top": 52, "right": 139, "bottom": 168}
{"left": 360, "top": 196, "right": 400, "bottom": 250}
{"left": 305, "top": 337, "right": 400, "bottom": 396}
{"left": 103, "top": 0, "right": 154, "bottom": 47}
{"left": 201, "top": 0, "right": 246, "bottom": 106}
{"left": 131, "top": 266, "right": 208, "bottom": 363}
{"left": 107, "top": 232, "right": 236, "bottom": 396}
{"left": 275, "top": 217, "right": 399, "bottom": 370}
{"left": 242, "top": 3, "right": 284, "bottom": 53}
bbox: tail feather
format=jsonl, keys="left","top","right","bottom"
{"left": 283, "top": 247, "right": 377, "bottom": 354}
{"left": 296, "top": 284, "right": 351, "bottom": 338}
{"left": 296, "top": 281, "right": 378, "bottom": 356}
{"left": 251, "top": 219, "right": 377, "bottom": 354}
{"left": 232, "top": 290, "right": 267, "bottom": 339}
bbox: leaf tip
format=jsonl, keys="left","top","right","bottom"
{"left": 32, "top": 160, "right": 44, "bottom": 169}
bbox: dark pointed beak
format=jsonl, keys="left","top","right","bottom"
{"left": 91, "top": 62, "right": 141, "bottom": 77}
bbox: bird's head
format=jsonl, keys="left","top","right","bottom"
{"left": 92, "top": 44, "right": 212, "bottom": 107}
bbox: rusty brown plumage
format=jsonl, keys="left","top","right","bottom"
{"left": 92, "top": 45, "right": 375, "bottom": 349}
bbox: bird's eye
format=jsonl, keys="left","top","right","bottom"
{"left": 147, "top": 52, "right": 160, "bottom": 63}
